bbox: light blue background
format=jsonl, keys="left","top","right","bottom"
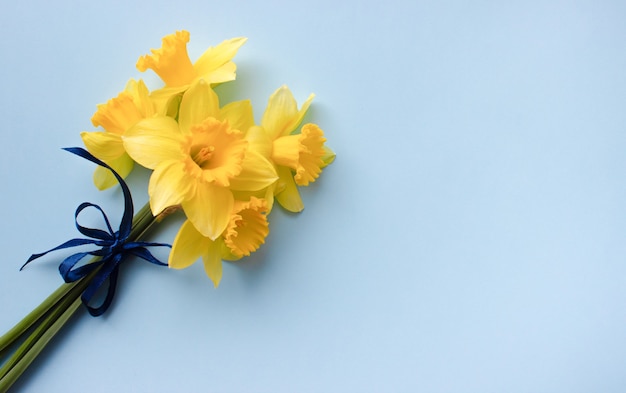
{"left": 1, "top": 1, "right": 626, "bottom": 392}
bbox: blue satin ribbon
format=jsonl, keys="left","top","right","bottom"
{"left": 22, "top": 147, "right": 170, "bottom": 316}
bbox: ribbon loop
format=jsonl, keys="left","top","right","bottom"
{"left": 74, "top": 202, "right": 116, "bottom": 241}
{"left": 22, "top": 147, "right": 170, "bottom": 316}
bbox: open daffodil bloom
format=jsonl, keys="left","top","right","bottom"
{"left": 169, "top": 197, "right": 269, "bottom": 286}
{"left": 247, "top": 86, "right": 335, "bottom": 212}
{"left": 123, "top": 81, "right": 276, "bottom": 240}
{"left": 137, "top": 30, "right": 246, "bottom": 113}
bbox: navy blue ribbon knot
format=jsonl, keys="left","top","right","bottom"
{"left": 22, "top": 147, "right": 170, "bottom": 316}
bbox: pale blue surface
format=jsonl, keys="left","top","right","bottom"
{"left": 1, "top": 1, "right": 626, "bottom": 392}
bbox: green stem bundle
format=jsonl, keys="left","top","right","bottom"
{"left": 0, "top": 202, "right": 163, "bottom": 392}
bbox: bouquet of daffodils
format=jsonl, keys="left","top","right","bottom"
{"left": 0, "top": 30, "right": 334, "bottom": 391}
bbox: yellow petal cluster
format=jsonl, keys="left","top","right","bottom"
{"left": 169, "top": 197, "right": 269, "bottom": 286}
{"left": 80, "top": 31, "right": 334, "bottom": 285}
{"left": 136, "top": 30, "right": 247, "bottom": 115}
{"left": 81, "top": 79, "right": 155, "bottom": 189}
{"left": 123, "top": 81, "right": 276, "bottom": 241}
{"left": 249, "top": 86, "right": 335, "bottom": 212}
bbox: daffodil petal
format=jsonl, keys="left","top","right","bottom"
{"left": 149, "top": 160, "right": 190, "bottom": 214}
{"left": 245, "top": 125, "right": 273, "bottom": 158}
{"left": 125, "top": 79, "right": 155, "bottom": 118}
{"left": 193, "top": 37, "right": 247, "bottom": 79}
{"left": 169, "top": 220, "right": 210, "bottom": 269}
{"left": 200, "top": 62, "right": 237, "bottom": 85}
{"left": 275, "top": 166, "right": 304, "bottom": 212}
{"left": 321, "top": 145, "right": 336, "bottom": 167}
{"left": 261, "top": 86, "right": 315, "bottom": 140}
{"left": 81, "top": 131, "right": 125, "bottom": 161}
{"left": 263, "top": 183, "right": 276, "bottom": 214}
{"left": 93, "top": 166, "right": 117, "bottom": 190}
{"left": 229, "top": 150, "right": 278, "bottom": 192}
{"left": 261, "top": 85, "right": 297, "bottom": 139}
{"left": 93, "top": 153, "right": 134, "bottom": 190}
{"left": 183, "top": 182, "right": 234, "bottom": 240}
{"left": 282, "top": 93, "right": 314, "bottom": 138}
{"left": 150, "top": 86, "right": 187, "bottom": 116}
{"left": 230, "top": 180, "right": 278, "bottom": 214}
{"left": 123, "top": 117, "right": 185, "bottom": 169}
{"left": 220, "top": 99, "right": 254, "bottom": 133}
{"left": 178, "top": 80, "right": 219, "bottom": 134}
{"left": 202, "top": 239, "right": 224, "bottom": 287}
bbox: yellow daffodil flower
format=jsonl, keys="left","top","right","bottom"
{"left": 246, "top": 86, "right": 335, "bottom": 212}
{"left": 137, "top": 30, "right": 246, "bottom": 114}
{"left": 81, "top": 79, "right": 156, "bottom": 189}
{"left": 123, "top": 81, "right": 277, "bottom": 240}
{"left": 169, "top": 197, "right": 269, "bottom": 286}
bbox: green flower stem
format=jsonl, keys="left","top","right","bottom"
{"left": 0, "top": 202, "right": 155, "bottom": 356}
{"left": 0, "top": 201, "right": 166, "bottom": 391}
{"left": 0, "top": 297, "right": 82, "bottom": 392}
{"left": 0, "top": 281, "right": 79, "bottom": 355}
{"left": 0, "top": 271, "right": 89, "bottom": 390}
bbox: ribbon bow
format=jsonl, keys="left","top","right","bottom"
{"left": 22, "top": 147, "right": 170, "bottom": 316}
